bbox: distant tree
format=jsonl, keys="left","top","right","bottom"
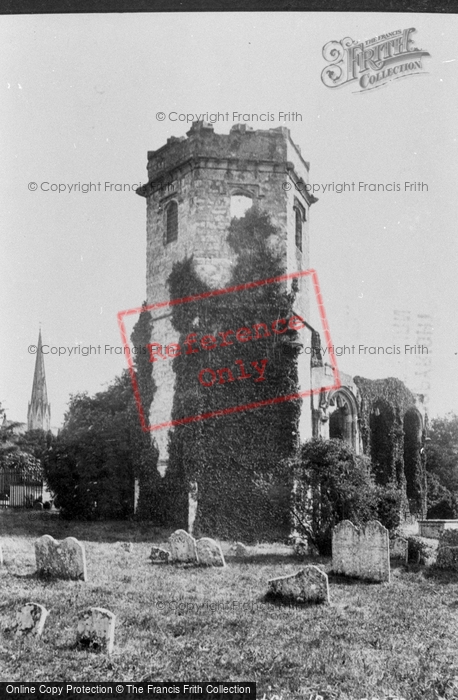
{"left": 16, "top": 429, "right": 51, "bottom": 462}
{"left": 44, "top": 373, "right": 141, "bottom": 519}
{"left": 426, "top": 472, "right": 458, "bottom": 519}
{"left": 0, "top": 403, "right": 46, "bottom": 505}
{"left": 426, "top": 413, "right": 458, "bottom": 517}
{"left": 427, "top": 413, "right": 458, "bottom": 489}
{"left": 0, "top": 402, "right": 23, "bottom": 461}
{"left": 43, "top": 305, "right": 161, "bottom": 522}
{"left": 1, "top": 450, "right": 42, "bottom": 482}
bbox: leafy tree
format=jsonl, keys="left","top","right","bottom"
{"left": 0, "top": 402, "right": 24, "bottom": 460}
{"left": 44, "top": 373, "right": 143, "bottom": 519}
{"left": 426, "top": 471, "right": 458, "bottom": 519}
{"left": 16, "top": 429, "right": 51, "bottom": 462}
{"left": 292, "top": 438, "right": 380, "bottom": 554}
{"left": 426, "top": 413, "right": 458, "bottom": 490}
{"left": 43, "top": 305, "right": 161, "bottom": 521}
{"left": 1, "top": 450, "right": 42, "bottom": 481}
{"left": 423, "top": 413, "right": 458, "bottom": 517}
{"left": 374, "top": 483, "right": 403, "bottom": 532}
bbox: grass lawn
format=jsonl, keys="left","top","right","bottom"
{"left": 1, "top": 511, "right": 458, "bottom": 700}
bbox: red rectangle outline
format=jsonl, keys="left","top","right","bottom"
{"left": 117, "top": 268, "right": 341, "bottom": 432}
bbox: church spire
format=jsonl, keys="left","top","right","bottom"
{"left": 27, "top": 329, "right": 51, "bottom": 431}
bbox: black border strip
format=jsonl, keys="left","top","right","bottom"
{"left": 2, "top": 0, "right": 458, "bottom": 15}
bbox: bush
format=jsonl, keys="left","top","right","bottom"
{"left": 293, "top": 439, "right": 379, "bottom": 554}
{"left": 375, "top": 484, "right": 403, "bottom": 532}
{"left": 426, "top": 472, "right": 458, "bottom": 519}
{"left": 292, "top": 438, "right": 406, "bottom": 554}
{"left": 407, "top": 535, "right": 438, "bottom": 565}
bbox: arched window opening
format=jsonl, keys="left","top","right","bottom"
{"left": 166, "top": 201, "right": 178, "bottom": 244}
{"left": 230, "top": 194, "right": 252, "bottom": 219}
{"left": 328, "top": 390, "right": 358, "bottom": 450}
{"left": 369, "top": 400, "right": 395, "bottom": 485}
{"left": 294, "top": 203, "right": 305, "bottom": 252}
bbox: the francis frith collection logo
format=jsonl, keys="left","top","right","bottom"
{"left": 321, "top": 28, "right": 430, "bottom": 92}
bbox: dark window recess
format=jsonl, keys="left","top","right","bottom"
{"left": 294, "top": 206, "right": 303, "bottom": 251}
{"left": 166, "top": 201, "right": 178, "bottom": 243}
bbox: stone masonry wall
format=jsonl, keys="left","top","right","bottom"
{"left": 139, "top": 122, "right": 315, "bottom": 467}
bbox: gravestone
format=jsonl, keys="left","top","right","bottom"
{"left": 390, "top": 536, "right": 408, "bottom": 563}
{"left": 76, "top": 607, "right": 115, "bottom": 654}
{"left": 293, "top": 540, "right": 309, "bottom": 558}
{"left": 0, "top": 542, "right": 3, "bottom": 566}
{"left": 436, "top": 546, "right": 458, "bottom": 570}
{"left": 436, "top": 530, "right": 458, "bottom": 570}
{"left": 332, "top": 520, "right": 390, "bottom": 582}
{"left": 196, "top": 537, "right": 226, "bottom": 567}
{"left": 116, "top": 541, "right": 132, "bottom": 552}
{"left": 232, "top": 542, "right": 248, "bottom": 556}
{"left": 268, "top": 566, "right": 329, "bottom": 605}
{"left": 35, "top": 535, "right": 87, "bottom": 581}
{"left": 169, "top": 529, "right": 198, "bottom": 564}
{"left": 15, "top": 603, "right": 48, "bottom": 637}
{"left": 150, "top": 546, "right": 170, "bottom": 563}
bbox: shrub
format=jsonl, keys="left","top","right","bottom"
{"left": 426, "top": 472, "right": 458, "bottom": 519}
{"left": 375, "top": 484, "right": 403, "bottom": 532}
{"left": 293, "top": 439, "right": 379, "bottom": 554}
{"left": 292, "top": 438, "right": 407, "bottom": 554}
{"left": 407, "top": 535, "right": 438, "bottom": 565}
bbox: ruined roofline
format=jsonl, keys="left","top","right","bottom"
{"left": 145, "top": 121, "right": 311, "bottom": 177}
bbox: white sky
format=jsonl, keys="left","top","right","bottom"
{"left": 1, "top": 12, "right": 457, "bottom": 427}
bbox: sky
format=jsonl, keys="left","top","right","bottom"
{"left": 1, "top": 12, "right": 457, "bottom": 428}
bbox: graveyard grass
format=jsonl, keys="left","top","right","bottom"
{"left": 1, "top": 513, "right": 458, "bottom": 700}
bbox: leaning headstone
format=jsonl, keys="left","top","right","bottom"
{"left": 390, "top": 536, "right": 408, "bottom": 563}
{"left": 233, "top": 542, "right": 248, "bottom": 557}
{"left": 436, "top": 546, "right": 458, "bottom": 570}
{"left": 169, "top": 529, "right": 199, "bottom": 564}
{"left": 267, "top": 566, "right": 329, "bottom": 605}
{"left": 35, "top": 535, "right": 87, "bottom": 581}
{"left": 76, "top": 607, "right": 115, "bottom": 655}
{"left": 293, "top": 540, "right": 309, "bottom": 558}
{"left": 150, "top": 546, "right": 170, "bottom": 564}
{"left": 332, "top": 520, "right": 390, "bottom": 582}
{"left": 407, "top": 535, "right": 438, "bottom": 564}
{"left": 116, "top": 542, "right": 132, "bottom": 552}
{"left": 196, "top": 537, "right": 226, "bottom": 567}
{"left": 14, "top": 603, "right": 48, "bottom": 637}
{"left": 436, "top": 531, "right": 458, "bottom": 570}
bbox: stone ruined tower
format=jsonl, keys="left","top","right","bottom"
{"left": 27, "top": 329, "right": 51, "bottom": 432}
{"left": 137, "top": 121, "right": 317, "bottom": 473}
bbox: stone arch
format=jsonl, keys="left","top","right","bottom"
{"left": 403, "top": 408, "right": 423, "bottom": 513}
{"left": 293, "top": 198, "right": 306, "bottom": 252}
{"left": 369, "top": 399, "right": 396, "bottom": 485}
{"left": 165, "top": 200, "right": 178, "bottom": 244}
{"left": 328, "top": 388, "right": 359, "bottom": 452}
{"left": 230, "top": 189, "right": 254, "bottom": 219}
